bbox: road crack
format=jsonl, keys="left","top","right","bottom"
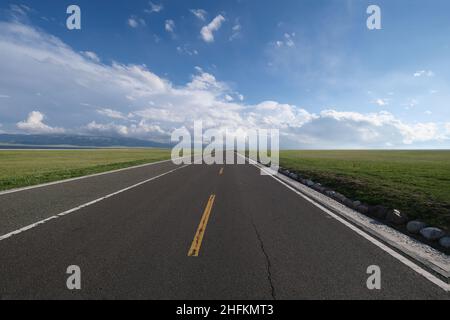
{"left": 251, "top": 221, "right": 276, "bottom": 300}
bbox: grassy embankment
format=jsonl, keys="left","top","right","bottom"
{"left": 280, "top": 150, "right": 450, "bottom": 231}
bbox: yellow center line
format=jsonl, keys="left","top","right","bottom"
{"left": 219, "top": 167, "right": 224, "bottom": 175}
{"left": 188, "top": 194, "right": 216, "bottom": 257}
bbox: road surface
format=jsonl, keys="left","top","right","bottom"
{"left": 0, "top": 157, "right": 448, "bottom": 299}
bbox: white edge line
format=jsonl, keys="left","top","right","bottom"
{"left": 0, "top": 156, "right": 190, "bottom": 196}
{"left": 0, "top": 164, "right": 189, "bottom": 242}
{"left": 238, "top": 153, "right": 449, "bottom": 292}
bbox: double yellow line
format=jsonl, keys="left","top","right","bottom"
{"left": 188, "top": 194, "right": 216, "bottom": 257}
{"left": 187, "top": 167, "right": 224, "bottom": 257}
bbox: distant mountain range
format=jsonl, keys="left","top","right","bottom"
{"left": 0, "top": 134, "right": 172, "bottom": 149}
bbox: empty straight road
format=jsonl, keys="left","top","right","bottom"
{"left": 0, "top": 157, "right": 448, "bottom": 299}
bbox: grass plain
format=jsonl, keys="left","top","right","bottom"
{"left": 280, "top": 150, "right": 450, "bottom": 231}
{"left": 0, "top": 148, "right": 171, "bottom": 191}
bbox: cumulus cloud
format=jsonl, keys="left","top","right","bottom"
{"left": 291, "top": 110, "right": 446, "bottom": 148}
{"left": 248, "top": 101, "right": 316, "bottom": 129}
{"left": 374, "top": 98, "right": 388, "bottom": 106}
{"left": 190, "top": 9, "right": 207, "bottom": 21}
{"left": 128, "top": 18, "right": 138, "bottom": 28}
{"left": 16, "top": 111, "right": 65, "bottom": 134}
{"left": 445, "top": 123, "right": 450, "bottom": 137}
{"left": 165, "top": 19, "right": 175, "bottom": 34}
{"left": 187, "top": 71, "right": 227, "bottom": 91}
{"left": 85, "top": 120, "right": 167, "bottom": 140}
{"left": 200, "top": 15, "right": 225, "bottom": 43}
{"left": 128, "top": 16, "right": 146, "bottom": 28}
{"left": 0, "top": 20, "right": 449, "bottom": 148}
{"left": 146, "top": 2, "right": 163, "bottom": 14}
{"left": 85, "top": 121, "right": 129, "bottom": 136}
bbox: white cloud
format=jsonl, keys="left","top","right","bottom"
{"left": 97, "top": 108, "right": 128, "bottom": 120}
{"left": 85, "top": 120, "right": 168, "bottom": 139}
{"left": 414, "top": 70, "right": 434, "bottom": 77}
{"left": 177, "top": 45, "right": 198, "bottom": 56}
{"left": 1, "top": 21, "right": 449, "bottom": 148}
{"left": 8, "top": 4, "right": 32, "bottom": 22}
{"left": 86, "top": 121, "right": 129, "bottom": 136}
{"left": 249, "top": 101, "right": 316, "bottom": 129}
{"left": 128, "top": 18, "right": 138, "bottom": 28}
{"left": 200, "top": 15, "right": 225, "bottom": 43}
{"left": 0, "top": 94, "right": 10, "bottom": 98}
{"left": 304, "top": 110, "right": 442, "bottom": 146}
{"left": 146, "top": 2, "right": 163, "bottom": 14}
{"left": 81, "top": 51, "right": 100, "bottom": 63}
{"left": 165, "top": 19, "right": 175, "bottom": 34}
{"left": 274, "top": 32, "right": 295, "bottom": 48}
{"left": 284, "top": 33, "right": 295, "bottom": 47}
{"left": 187, "top": 71, "right": 227, "bottom": 91}
{"left": 403, "top": 98, "right": 419, "bottom": 110}
{"left": 374, "top": 98, "right": 388, "bottom": 106}
{"left": 17, "top": 111, "right": 65, "bottom": 134}
{"left": 190, "top": 9, "right": 207, "bottom": 21}
{"left": 445, "top": 123, "right": 450, "bottom": 135}
{"left": 230, "top": 20, "right": 242, "bottom": 41}
{"left": 128, "top": 16, "right": 146, "bottom": 28}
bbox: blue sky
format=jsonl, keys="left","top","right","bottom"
{"left": 0, "top": 0, "right": 450, "bottom": 148}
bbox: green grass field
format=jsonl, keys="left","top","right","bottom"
{"left": 0, "top": 149, "right": 171, "bottom": 191}
{"left": 280, "top": 150, "right": 450, "bottom": 231}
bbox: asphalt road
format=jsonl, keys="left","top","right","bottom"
{"left": 0, "top": 158, "right": 448, "bottom": 299}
